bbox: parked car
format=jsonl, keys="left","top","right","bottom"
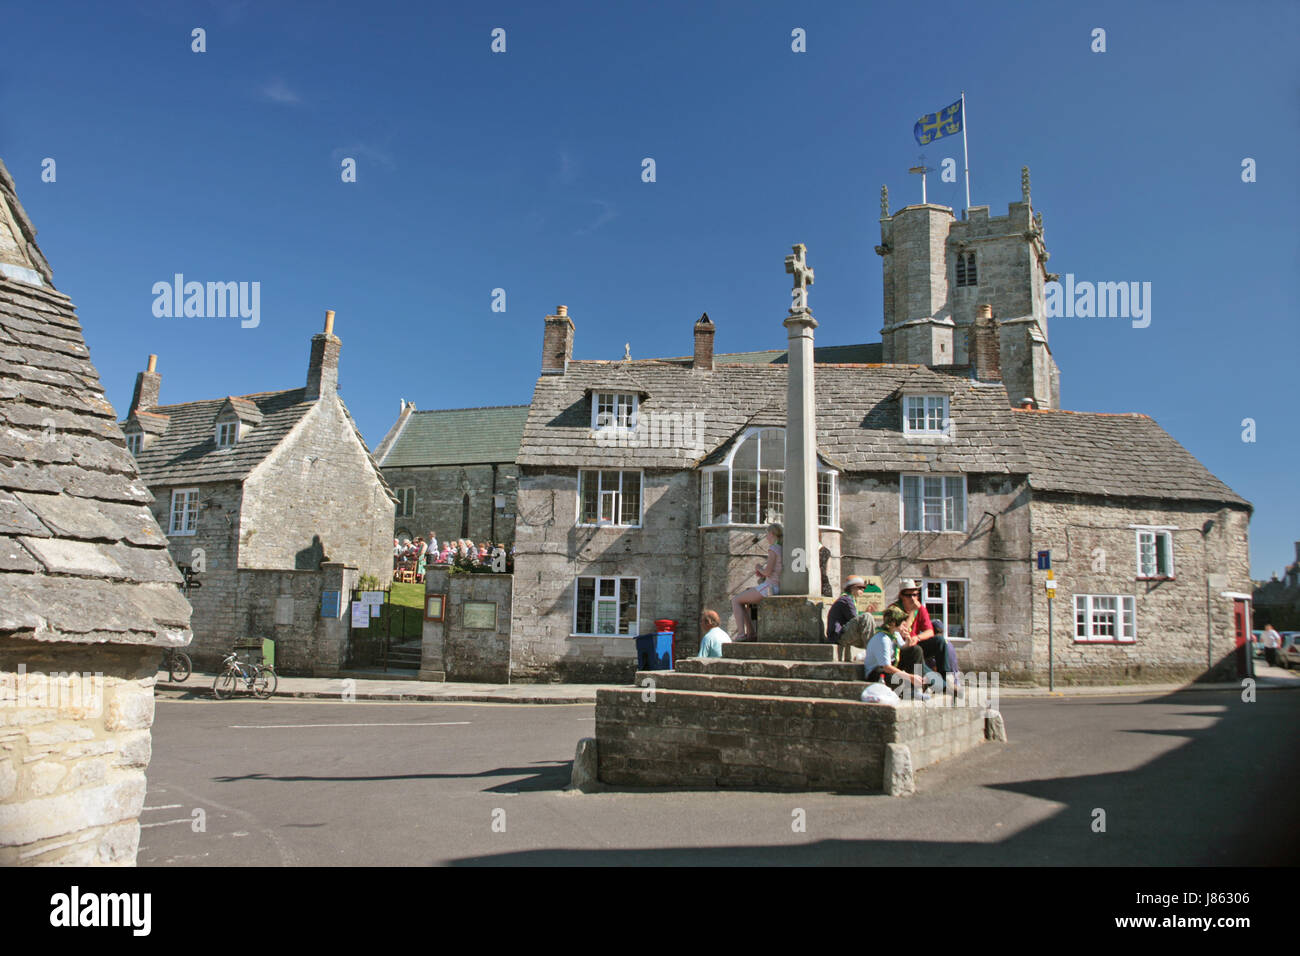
{"left": 1276, "top": 632, "right": 1300, "bottom": 669}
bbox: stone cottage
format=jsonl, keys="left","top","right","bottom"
{"left": 374, "top": 402, "right": 528, "bottom": 547}
{"left": 0, "top": 158, "right": 192, "bottom": 865}
{"left": 505, "top": 168, "right": 1251, "bottom": 685}
{"left": 122, "top": 311, "right": 395, "bottom": 673}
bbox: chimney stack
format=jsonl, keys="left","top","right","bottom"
{"left": 693, "top": 313, "right": 715, "bottom": 370}
{"left": 541, "top": 305, "right": 574, "bottom": 375}
{"left": 305, "top": 309, "right": 342, "bottom": 401}
{"left": 129, "top": 354, "right": 161, "bottom": 414}
{"left": 969, "top": 303, "right": 1001, "bottom": 382}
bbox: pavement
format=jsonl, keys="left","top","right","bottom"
{"left": 154, "top": 660, "right": 1300, "bottom": 704}
{"left": 139, "top": 688, "right": 1300, "bottom": 866}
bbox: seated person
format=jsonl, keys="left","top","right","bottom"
{"left": 696, "top": 609, "right": 731, "bottom": 658}
{"left": 863, "top": 604, "right": 935, "bottom": 699}
{"left": 898, "top": 580, "right": 954, "bottom": 695}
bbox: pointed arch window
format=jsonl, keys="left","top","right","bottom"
{"left": 460, "top": 494, "right": 470, "bottom": 538}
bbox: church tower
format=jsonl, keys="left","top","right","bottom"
{"left": 876, "top": 168, "right": 1060, "bottom": 409}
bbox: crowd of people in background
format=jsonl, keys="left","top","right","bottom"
{"left": 393, "top": 533, "right": 515, "bottom": 581}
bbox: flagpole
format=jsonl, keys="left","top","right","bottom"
{"left": 961, "top": 90, "right": 971, "bottom": 216}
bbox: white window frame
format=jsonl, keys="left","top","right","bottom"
{"left": 215, "top": 420, "right": 239, "bottom": 448}
{"left": 1074, "top": 594, "right": 1136, "bottom": 643}
{"left": 902, "top": 394, "right": 950, "bottom": 436}
{"left": 125, "top": 432, "right": 142, "bottom": 455}
{"left": 700, "top": 427, "right": 837, "bottom": 529}
{"left": 169, "top": 488, "right": 199, "bottom": 536}
{"left": 591, "top": 392, "right": 639, "bottom": 430}
{"left": 577, "top": 470, "right": 643, "bottom": 527}
{"left": 1134, "top": 527, "right": 1175, "bottom": 579}
{"left": 921, "top": 578, "right": 968, "bottom": 641}
{"left": 395, "top": 487, "right": 415, "bottom": 518}
{"left": 900, "top": 474, "right": 967, "bottom": 532}
{"left": 572, "top": 575, "right": 640, "bottom": 637}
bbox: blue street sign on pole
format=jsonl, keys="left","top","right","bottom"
{"left": 1037, "top": 550, "right": 1051, "bottom": 571}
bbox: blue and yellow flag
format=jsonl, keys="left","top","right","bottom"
{"left": 914, "top": 98, "right": 963, "bottom": 146}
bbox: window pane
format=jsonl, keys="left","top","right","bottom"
{"left": 906, "top": 397, "right": 923, "bottom": 431}
{"left": 1157, "top": 534, "right": 1172, "bottom": 576}
{"left": 946, "top": 477, "right": 965, "bottom": 530}
{"left": 580, "top": 471, "right": 598, "bottom": 523}
{"left": 621, "top": 471, "right": 641, "bottom": 524}
{"left": 734, "top": 433, "right": 759, "bottom": 470}
{"left": 711, "top": 471, "right": 729, "bottom": 524}
{"left": 760, "top": 470, "right": 783, "bottom": 524}
{"left": 946, "top": 580, "right": 966, "bottom": 638}
{"left": 902, "top": 476, "right": 921, "bottom": 531}
{"left": 817, "top": 473, "right": 833, "bottom": 526}
{"left": 733, "top": 472, "right": 758, "bottom": 524}
{"left": 759, "top": 429, "right": 784, "bottom": 470}
{"left": 618, "top": 578, "right": 638, "bottom": 635}
{"left": 599, "top": 578, "right": 616, "bottom": 597}
{"left": 576, "top": 578, "right": 595, "bottom": 633}
{"left": 1075, "top": 595, "right": 1088, "bottom": 638}
{"left": 600, "top": 490, "right": 617, "bottom": 523}
{"left": 1122, "top": 596, "right": 1135, "bottom": 639}
{"left": 1138, "top": 532, "right": 1155, "bottom": 576}
{"left": 595, "top": 600, "right": 617, "bottom": 635}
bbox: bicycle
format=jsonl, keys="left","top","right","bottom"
{"left": 160, "top": 647, "right": 192, "bottom": 682}
{"left": 212, "top": 652, "right": 278, "bottom": 700}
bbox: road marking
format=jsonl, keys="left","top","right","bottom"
{"left": 141, "top": 818, "right": 194, "bottom": 829}
{"left": 227, "top": 721, "right": 472, "bottom": 729}
{"left": 143, "top": 804, "right": 183, "bottom": 811}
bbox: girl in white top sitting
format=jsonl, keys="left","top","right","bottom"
{"left": 731, "top": 523, "right": 782, "bottom": 642}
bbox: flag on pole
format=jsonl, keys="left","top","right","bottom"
{"left": 913, "top": 98, "right": 963, "bottom": 146}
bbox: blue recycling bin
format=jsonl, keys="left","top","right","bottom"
{"left": 634, "top": 632, "right": 673, "bottom": 670}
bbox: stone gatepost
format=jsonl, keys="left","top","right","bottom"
{"left": 312, "top": 562, "right": 356, "bottom": 677}
{"left": 421, "top": 567, "right": 449, "bottom": 681}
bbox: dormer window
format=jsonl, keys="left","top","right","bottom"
{"left": 125, "top": 432, "right": 142, "bottom": 455}
{"left": 592, "top": 392, "right": 638, "bottom": 430}
{"left": 903, "top": 394, "right": 950, "bottom": 435}
{"left": 215, "top": 421, "right": 239, "bottom": 448}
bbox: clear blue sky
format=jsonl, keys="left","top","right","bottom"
{"left": 3, "top": 0, "right": 1296, "bottom": 578}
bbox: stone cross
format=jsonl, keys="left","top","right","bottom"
{"left": 784, "top": 243, "right": 814, "bottom": 313}
{"left": 780, "top": 243, "right": 820, "bottom": 601}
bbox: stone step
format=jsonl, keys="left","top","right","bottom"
{"left": 675, "top": 657, "right": 864, "bottom": 682}
{"left": 723, "top": 642, "right": 836, "bottom": 661}
{"left": 637, "top": 670, "right": 867, "bottom": 701}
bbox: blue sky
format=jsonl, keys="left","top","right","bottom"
{"left": 3, "top": 0, "right": 1296, "bottom": 577}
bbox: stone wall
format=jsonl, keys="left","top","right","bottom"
{"left": 836, "top": 471, "right": 1034, "bottom": 676}
{"left": 421, "top": 567, "right": 512, "bottom": 683}
{"left": 1026, "top": 495, "right": 1253, "bottom": 684}
{"left": 0, "top": 643, "right": 157, "bottom": 865}
{"left": 595, "top": 687, "right": 986, "bottom": 790}
{"left": 383, "top": 462, "right": 518, "bottom": 548}
{"left": 241, "top": 396, "right": 393, "bottom": 582}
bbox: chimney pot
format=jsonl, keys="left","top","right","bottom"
{"left": 324, "top": 310, "right": 336, "bottom": 336}
{"left": 146, "top": 354, "right": 157, "bottom": 373}
{"left": 556, "top": 305, "right": 567, "bottom": 316}
{"left": 977, "top": 303, "right": 993, "bottom": 319}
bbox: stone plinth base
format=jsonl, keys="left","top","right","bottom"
{"left": 595, "top": 686, "right": 989, "bottom": 791}
{"left": 757, "top": 595, "right": 830, "bottom": 644}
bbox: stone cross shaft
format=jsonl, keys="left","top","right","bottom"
{"left": 780, "top": 243, "right": 820, "bottom": 598}
{"left": 785, "top": 243, "right": 814, "bottom": 313}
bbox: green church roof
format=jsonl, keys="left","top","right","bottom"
{"left": 378, "top": 405, "right": 529, "bottom": 468}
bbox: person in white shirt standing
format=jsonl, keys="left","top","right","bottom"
{"left": 1262, "top": 623, "right": 1282, "bottom": 666}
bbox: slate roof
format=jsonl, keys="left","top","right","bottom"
{"left": 128, "top": 387, "right": 314, "bottom": 486}
{"left": 378, "top": 405, "right": 530, "bottom": 468}
{"left": 0, "top": 158, "right": 191, "bottom": 646}
{"left": 662, "top": 343, "right": 883, "bottom": 365}
{"left": 1013, "top": 408, "right": 1249, "bottom": 507}
{"left": 518, "top": 360, "right": 1031, "bottom": 473}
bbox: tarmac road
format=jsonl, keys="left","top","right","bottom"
{"left": 138, "top": 688, "right": 1300, "bottom": 866}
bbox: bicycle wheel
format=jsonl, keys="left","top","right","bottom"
{"left": 169, "top": 651, "right": 192, "bottom": 683}
{"left": 251, "top": 665, "right": 277, "bottom": 699}
{"left": 213, "top": 668, "right": 237, "bottom": 700}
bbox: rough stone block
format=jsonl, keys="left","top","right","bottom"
{"left": 985, "top": 710, "right": 1007, "bottom": 741}
{"left": 884, "top": 743, "right": 915, "bottom": 796}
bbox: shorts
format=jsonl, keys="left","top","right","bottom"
{"left": 756, "top": 580, "right": 780, "bottom": 597}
